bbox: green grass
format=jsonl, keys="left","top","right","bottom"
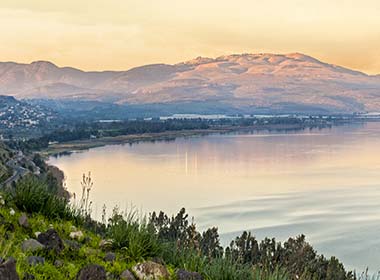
{"left": 0, "top": 205, "right": 130, "bottom": 279}
{"left": 8, "top": 175, "right": 79, "bottom": 221}
{"left": 1, "top": 175, "right": 377, "bottom": 280}
{"left": 107, "top": 208, "right": 162, "bottom": 262}
{"left": 252, "top": 267, "right": 289, "bottom": 280}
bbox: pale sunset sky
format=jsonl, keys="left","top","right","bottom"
{"left": 0, "top": 0, "right": 379, "bottom": 74}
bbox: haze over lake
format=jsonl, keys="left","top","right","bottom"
{"left": 48, "top": 122, "right": 380, "bottom": 271}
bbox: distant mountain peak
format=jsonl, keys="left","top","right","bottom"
{"left": 0, "top": 52, "right": 379, "bottom": 114}
{"left": 30, "top": 60, "right": 58, "bottom": 68}
{"left": 183, "top": 56, "right": 215, "bottom": 66}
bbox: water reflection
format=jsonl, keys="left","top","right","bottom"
{"left": 48, "top": 122, "right": 380, "bottom": 271}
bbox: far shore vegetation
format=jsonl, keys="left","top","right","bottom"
{"left": 7, "top": 116, "right": 352, "bottom": 156}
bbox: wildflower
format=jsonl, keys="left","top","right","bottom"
{"left": 10, "top": 208, "right": 15, "bottom": 215}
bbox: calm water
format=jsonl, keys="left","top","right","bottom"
{"left": 48, "top": 122, "right": 380, "bottom": 271}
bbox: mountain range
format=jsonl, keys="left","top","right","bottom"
{"left": 1, "top": 53, "right": 380, "bottom": 114}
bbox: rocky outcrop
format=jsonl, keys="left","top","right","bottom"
{"left": 176, "top": 269, "right": 204, "bottom": 280}
{"left": 69, "top": 230, "right": 84, "bottom": 241}
{"left": 0, "top": 258, "right": 19, "bottom": 280}
{"left": 37, "top": 229, "right": 64, "bottom": 254}
{"left": 18, "top": 213, "right": 29, "bottom": 228}
{"left": 120, "top": 269, "right": 136, "bottom": 280}
{"left": 21, "top": 239, "right": 44, "bottom": 253}
{"left": 54, "top": 260, "right": 64, "bottom": 268}
{"left": 27, "top": 256, "right": 44, "bottom": 266}
{"left": 99, "top": 239, "right": 113, "bottom": 250}
{"left": 104, "top": 252, "right": 116, "bottom": 263}
{"left": 64, "top": 239, "right": 81, "bottom": 251}
{"left": 76, "top": 264, "right": 107, "bottom": 280}
{"left": 132, "top": 261, "right": 170, "bottom": 280}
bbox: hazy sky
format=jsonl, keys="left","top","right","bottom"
{"left": 1, "top": 0, "right": 379, "bottom": 74}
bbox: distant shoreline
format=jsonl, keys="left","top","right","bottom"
{"left": 43, "top": 123, "right": 334, "bottom": 156}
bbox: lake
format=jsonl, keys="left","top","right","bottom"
{"left": 48, "top": 121, "right": 380, "bottom": 271}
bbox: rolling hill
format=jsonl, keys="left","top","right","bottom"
{"left": 1, "top": 53, "right": 380, "bottom": 114}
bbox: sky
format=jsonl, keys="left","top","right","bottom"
{"left": 0, "top": 0, "right": 379, "bottom": 74}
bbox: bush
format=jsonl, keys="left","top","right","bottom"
{"left": 9, "top": 175, "right": 76, "bottom": 220}
{"left": 252, "top": 267, "right": 289, "bottom": 280}
{"left": 203, "top": 256, "right": 254, "bottom": 280}
{"left": 107, "top": 208, "right": 161, "bottom": 262}
{"left": 162, "top": 245, "right": 254, "bottom": 280}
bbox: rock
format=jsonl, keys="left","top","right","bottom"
{"left": 176, "top": 269, "right": 204, "bottom": 280}
{"left": 18, "top": 213, "right": 29, "bottom": 228}
{"left": 37, "top": 229, "right": 64, "bottom": 254}
{"left": 64, "top": 239, "right": 81, "bottom": 251}
{"left": 27, "top": 256, "right": 44, "bottom": 266}
{"left": 0, "top": 257, "right": 19, "bottom": 280}
{"left": 132, "top": 261, "right": 170, "bottom": 280}
{"left": 54, "top": 260, "right": 64, "bottom": 268}
{"left": 120, "top": 270, "right": 136, "bottom": 280}
{"left": 151, "top": 257, "right": 165, "bottom": 265}
{"left": 21, "top": 239, "right": 44, "bottom": 253}
{"left": 99, "top": 239, "right": 112, "bottom": 250}
{"left": 104, "top": 252, "right": 116, "bottom": 262}
{"left": 69, "top": 230, "right": 84, "bottom": 241}
{"left": 76, "top": 264, "right": 106, "bottom": 280}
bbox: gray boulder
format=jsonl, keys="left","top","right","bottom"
{"left": 0, "top": 258, "right": 19, "bottom": 280}
{"left": 37, "top": 229, "right": 64, "bottom": 254}
{"left": 99, "top": 239, "right": 112, "bottom": 250}
{"left": 132, "top": 261, "right": 170, "bottom": 280}
{"left": 27, "top": 256, "right": 44, "bottom": 266}
{"left": 120, "top": 269, "right": 136, "bottom": 280}
{"left": 69, "top": 230, "right": 84, "bottom": 241}
{"left": 64, "top": 239, "right": 81, "bottom": 251}
{"left": 176, "top": 269, "right": 204, "bottom": 280}
{"left": 104, "top": 252, "right": 116, "bottom": 263}
{"left": 76, "top": 264, "right": 106, "bottom": 280}
{"left": 18, "top": 213, "right": 29, "bottom": 228}
{"left": 21, "top": 239, "right": 44, "bottom": 253}
{"left": 54, "top": 260, "right": 64, "bottom": 268}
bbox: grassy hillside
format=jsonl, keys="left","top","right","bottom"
{"left": 0, "top": 174, "right": 364, "bottom": 280}
{"left": 0, "top": 142, "right": 13, "bottom": 183}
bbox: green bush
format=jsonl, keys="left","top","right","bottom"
{"left": 202, "top": 257, "right": 253, "bottom": 280}
{"left": 107, "top": 209, "right": 161, "bottom": 262}
{"left": 162, "top": 245, "right": 254, "bottom": 280}
{"left": 9, "top": 175, "right": 76, "bottom": 221}
{"left": 162, "top": 246, "right": 209, "bottom": 273}
{"left": 252, "top": 267, "right": 289, "bottom": 280}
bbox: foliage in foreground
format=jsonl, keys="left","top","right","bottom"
{"left": 0, "top": 174, "right": 375, "bottom": 279}
{"left": 106, "top": 208, "right": 162, "bottom": 262}
{"left": 8, "top": 175, "right": 78, "bottom": 221}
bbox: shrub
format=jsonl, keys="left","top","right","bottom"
{"left": 162, "top": 244, "right": 253, "bottom": 280}
{"left": 252, "top": 267, "right": 289, "bottom": 280}
{"left": 107, "top": 208, "right": 161, "bottom": 262}
{"left": 202, "top": 257, "right": 253, "bottom": 280}
{"left": 9, "top": 175, "right": 76, "bottom": 221}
